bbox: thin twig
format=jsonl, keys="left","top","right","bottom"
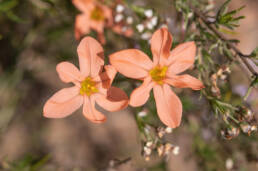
{"left": 192, "top": 7, "right": 257, "bottom": 78}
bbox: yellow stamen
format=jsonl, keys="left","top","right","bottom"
{"left": 90, "top": 7, "right": 105, "bottom": 21}
{"left": 80, "top": 77, "right": 98, "bottom": 96}
{"left": 149, "top": 66, "right": 168, "bottom": 85}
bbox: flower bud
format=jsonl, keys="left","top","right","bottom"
{"left": 221, "top": 126, "right": 240, "bottom": 140}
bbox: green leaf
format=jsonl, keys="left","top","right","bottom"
{"left": 0, "top": 0, "right": 18, "bottom": 12}
{"left": 249, "top": 47, "right": 258, "bottom": 59}
{"left": 217, "top": 0, "right": 231, "bottom": 17}
{"left": 6, "top": 10, "right": 25, "bottom": 23}
{"left": 250, "top": 75, "right": 258, "bottom": 87}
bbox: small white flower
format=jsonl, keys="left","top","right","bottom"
{"left": 165, "top": 127, "right": 173, "bottom": 133}
{"left": 144, "top": 146, "right": 152, "bottom": 155}
{"left": 146, "top": 22, "right": 154, "bottom": 30}
{"left": 151, "top": 16, "right": 158, "bottom": 26}
{"left": 126, "top": 16, "right": 133, "bottom": 24}
{"left": 172, "top": 146, "right": 180, "bottom": 155}
{"left": 225, "top": 158, "right": 233, "bottom": 170}
{"left": 115, "top": 14, "right": 124, "bottom": 23}
{"left": 141, "top": 32, "right": 152, "bottom": 40}
{"left": 136, "top": 24, "right": 145, "bottom": 33}
{"left": 138, "top": 111, "right": 147, "bottom": 117}
{"left": 144, "top": 9, "right": 153, "bottom": 18}
{"left": 146, "top": 141, "right": 153, "bottom": 147}
{"left": 251, "top": 125, "right": 257, "bottom": 131}
{"left": 187, "top": 12, "right": 193, "bottom": 18}
{"left": 116, "top": 4, "right": 124, "bottom": 13}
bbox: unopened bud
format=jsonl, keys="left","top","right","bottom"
{"left": 172, "top": 146, "right": 180, "bottom": 155}
{"left": 144, "top": 146, "right": 152, "bottom": 155}
{"left": 165, "top": 127, "right": 173, "bottom": 133}
{"left": 146, "top": 141, "right": 153, "bottom": 147}
{"left": 157, "top": 145, "right": 165, "bottom": 156}
{"left": 240, "top": 124, "right": 251, "bottom": 134}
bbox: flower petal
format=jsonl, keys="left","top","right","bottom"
{"left": 153, "top": 84, "right": 182, "bottom": 128}
{"left": 102, "top": 5, "right": 113, "bottom": 26}
{"left": 43, "top": 86, "right": 83, "bottom": 118}
{"left": 77, "top": 37, "right": 104, "bottom": 78}
{"left": 75, "top": 14, "right": 90, "bottom": 40}
{"left": 150, "top": 28, "right": 173, "bottom": 65}
{"left": 94, "top": 65, "right": 117, "bottom": 89}
{"left": 129, "top": 77, "right": 153, "bottom": 107}
{"left": 83, "top": 96, "right": 106, "bottom": 123}
{"left": 56, "top": 62, "right": 82, "bottom": 84}
{"left": 90, "top": 20, "right": 105, "bottom": 33}
{"left": 167, "top": 41, "right": 196, "bottom": 75}
{"left": 72, "top": 0, "right": 94, "bottom": 13}
{"left": 109, "top": 49, "right": 153, "bottom": 79}
{"left": 165, "top": 74, "right": 204, "bottom": 90}
{"left": 96, "top": 87, "right": 128, "bottom": 112}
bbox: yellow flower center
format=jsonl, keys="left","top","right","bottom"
{"left": 149, "top": 66, "right": 168, "bottom": 85}
{"left": 90, "top": 7, "right": 105, "bottom": 21}
{"left": 80, "top": 77, "right": 98, "bottom": 96}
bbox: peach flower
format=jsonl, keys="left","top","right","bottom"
{"left": 72, "top": 0, "right": 113, "bottom": 44}
{"left": 109, "top": 28, "right": 204, "bottom": 128}
{"left": 43, "top": 37, "right": 128, "bottom": 123}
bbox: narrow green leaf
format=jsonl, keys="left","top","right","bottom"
{"left": 0, "top": 0, "right": 18, "bottom": 12}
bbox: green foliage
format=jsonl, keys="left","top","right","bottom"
{"left": 0, "top": 0, "right": 24, "bottom": 22}
{"left": 216, "top": 0, "right": 245, "bottom": 29}
{"left": 2, "top": 155, "right": 50, "bottom": 171}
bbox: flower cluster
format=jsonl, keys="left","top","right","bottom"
{"left": 43, "top": 28, "right": 204, "bottom": 128}
{"left": 220, "top": 105, "right": 257, "bottom": 140}
{"left": 135, "top": 9, "right": 159, "bottom": 40}
{"left": 112, "top": 3, "right": 134, "bottom": 37}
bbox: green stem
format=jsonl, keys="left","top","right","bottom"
{"left": 243, "top": 86, "right": 253, "bottom": 101}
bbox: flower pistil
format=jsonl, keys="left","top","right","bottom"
{"left": 90, "top": 7, "right": 105, "bottom": 21}
{"left": 149, "top": 66, "right": 168, "bottom": 84}
{"left": 80, "top": 77, "right": 98, "bottom": 96}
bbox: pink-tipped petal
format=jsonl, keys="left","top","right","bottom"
{"left": 129, "top": 77, "right": 153, "bottom": 107}
{"left": 153, "top": 84, "right": 182, "bottom": 128}
{"left": 165, "top": 74, "right": 204, "bottom": 90}
{"left": 56, "top": 62, "right": 82, "bottom": 84}
{"left": 43, "top": 86, "right": 83, "bottom": 118}
{"left": 83, "top": 96, "right": 106, "bottom": 123}
{"left": 150, "top": 28, "right": 173, "bottom": 65}
{"left": 96, "top": 87, "right": 128, "bottom": 112}
{"left": 77, "top": 37, "right": 104, "bottom": 78}
{"left": 75, "top": 14, "right": 91, "bottom": 40}
{"left": 167, "top": 41, "right": 196, "bottom": 75}
{"left": 109, "top": 49, "right": 153, "bottom": 79}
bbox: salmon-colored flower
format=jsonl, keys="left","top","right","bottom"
{"left": 109, "top": 28, "right": 204, "bottom": 128}
{"left": 43, "top": 37, "right": 128, "bottom": 123}
{"left": 73, "top": 0, "right": 113, "bottom": 44}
